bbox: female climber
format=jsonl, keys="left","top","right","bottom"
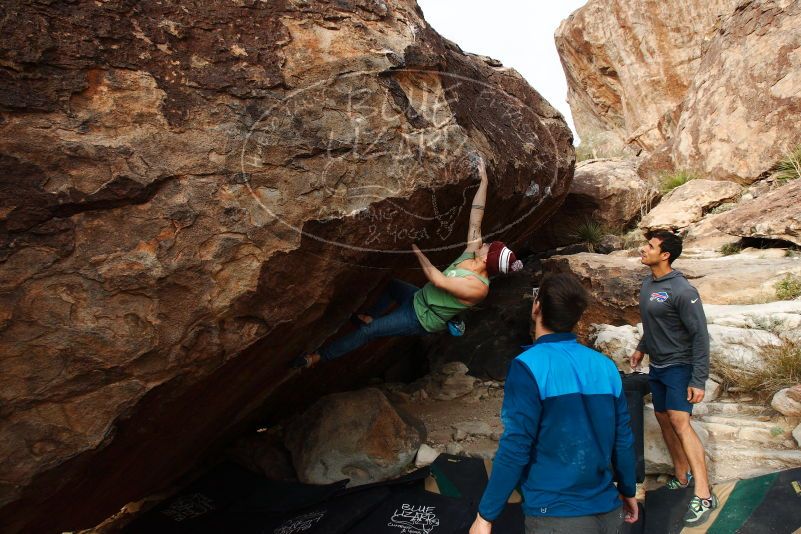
{"left": 291, "top": 155, "right": 523, "bottom": 369}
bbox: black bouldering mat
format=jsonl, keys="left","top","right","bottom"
{"left": 644, "top": 468, "right": 801, "bottom": 534}
{"left": 626, "top": 390, "right": 646, "bottom": 483}
{"left": 125, "top": 462, "right": 347, "bottom": 533}
{"left": 348, "top": 487, "right": 473, "bottom": 534}
{"left": 252, "top": 486, "right": 392, "bottom": 534}
{"left": 622, "top": 372, "right": 649, "bottom": 483}
{"left": 426, "top": 454, "right": 524, "bottom": 534}
{"left": 622, "top": 372, "right": 651, "bottom": 397}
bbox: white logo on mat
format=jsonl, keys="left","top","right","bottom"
{"left": 161, "top": 493, "right": 216, "bottom": 522}
{"left": 388, "top": 504, "right": 440, "bottom": 534}
{"left": 274, "top": 510, "right": 326, "bottom": 534}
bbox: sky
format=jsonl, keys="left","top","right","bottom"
{"left": 416, "top": 0, "right": 587, "bottom": 142}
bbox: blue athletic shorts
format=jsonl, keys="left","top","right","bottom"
{"left": 648, "top": 364, "right": 693, "bottom": 413}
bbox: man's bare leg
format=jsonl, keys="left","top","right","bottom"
{"left": 655, "top": 410, "right": 691, "bottom": 483}
{"left": 668, "top": 410, "right": 711, "bottom": 498}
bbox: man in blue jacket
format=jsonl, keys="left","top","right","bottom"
{"left": 470, "top": 273, "right": 638, "bottom": 534}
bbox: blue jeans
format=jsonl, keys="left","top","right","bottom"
{"left": 319, "top": 279, "right": 428, "bottom": 361}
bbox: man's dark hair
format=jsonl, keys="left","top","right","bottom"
{"left": 647, "top": 230, "right": 683, "bottom": 264}
{"left": 536, "top": 273, "right": 588, "bottom": 333}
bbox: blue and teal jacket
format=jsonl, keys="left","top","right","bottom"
{"left": 478, "top": 333, "right": 636, "bottom": 520}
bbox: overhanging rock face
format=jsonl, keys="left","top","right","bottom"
{"left": 0, "top": 1, "right": 574, "bottom": 531}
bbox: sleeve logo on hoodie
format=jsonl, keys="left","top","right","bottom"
{"left": 650, "top": 291, "right": 669, "bottom": 303}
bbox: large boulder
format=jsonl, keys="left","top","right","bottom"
{"left": 772, "top": 388, "right": 801, "bottom": 417}
{"left": 555, "top": 0, "right": 740, "bottom": 152}
{"left": 639, "top": 179, "right": 742, "bottom": 233}
{"left": 713, "top": 179, "right": 801, "bottom": 246}
{"left": 0, "top": 1, "right": 574, "bottom": 531}
{"left": 671, "top": 0, "right": 801, "bottom": 184}
{"left": 531, "top": 158, "right": 658, "bottom": 251}
{"left": 682, "top": 211, "right": 741, "bottom": 254}
{"left": 590, "top": 323, "right": 642, "bottom": 370}
{"left": 284, "top": 388, "right": 422, "bottom": 486}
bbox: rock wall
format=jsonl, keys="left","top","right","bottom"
{"left": 557, "top": 0, "right": 801, "bottom": 184}
{"left": 555, "top": 0, "right": 739, "bottom": 152}
{"left": 671, "top": 0, "right": 801, "bottom": 183}
{"left": 0, "top": 1, "right": 574, "bottom": 531}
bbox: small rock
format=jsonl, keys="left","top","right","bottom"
{"left": 452, "top": 421, "right": 493, "bottom": 438}
{"left": 453, "top": 429, "right": 467, "bottom": 441}
{"left": 411, "top": 389, "right": 428, "bottom": 402}
{"left": 439, "top": 362, "right": 469, "bottom": 376}
{"left": 491, "top": 432, "right": 502, "bottom": 441}
{"left": 703, "top": 379, "right": 722, "bottom": 403}
{"left": 787, "top": 385, "right": 801, "bottom": 403}
{"left": 414, "top": 444, "right": 440, "bottom": 468}
{"left": 596, "top": 234, "right": 623, "bottom": 254}
{"left": 466, "top": 445, "right": 497, "bottom": 460}
{"left": 772, "top": 388, "right": 801, "bottom": 417}
{"left": 445, "top": 442, "right": 464, "bottom": 456}
{"left": 429, "top": 374, "right": 477, "bottom": 400}
{"left": 793, "top": 423, "right": 801, "bottom": 448}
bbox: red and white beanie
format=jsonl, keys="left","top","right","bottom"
{"left": 486, "top": 241, "right": 523, "bottom": 276}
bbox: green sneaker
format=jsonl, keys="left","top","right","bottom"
{"left": 665, "top": 471, "right": 693, "bottom": 490}
{"left": 683, "top": 493, "right": 718, "bottom": 526}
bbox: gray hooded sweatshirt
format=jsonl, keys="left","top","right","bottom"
{"left": 636, "top": 269, "right": 710, "bottom": 389}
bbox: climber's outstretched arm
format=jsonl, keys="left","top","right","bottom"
{"left": 412, "top": 244, "right": 487, "bottom": 303}
{"left": 465, "top": 156, "right": 488, "bottom": 253}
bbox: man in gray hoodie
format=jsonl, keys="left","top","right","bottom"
{"left": 630, "top": 230, "right": 716, "bottom": 527}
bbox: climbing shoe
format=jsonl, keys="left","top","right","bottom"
{"left": 683, "top": 493, "right": 718, "bottom": 526}
{"left": 665, "top": 471, "right": 693, "bottom": 490}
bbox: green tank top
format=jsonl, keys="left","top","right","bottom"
{"left": 412, "top": 251, "right": 490, "bottom": 333}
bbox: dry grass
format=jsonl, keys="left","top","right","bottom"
{"left": 719, "top": 243, "right": 742, "bottom": 256}
{"left": 713, "top": 338, "right": 801, "bottom": 398}
{"left": 775, "top": 274, "right": 801, "bottom": 300}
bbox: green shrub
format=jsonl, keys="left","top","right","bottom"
{"left": 713, "top": 339, "right": 801, "bottom": 398}
{"left": 775, "top": 274, "right": 801, "bottom": 300}
{"left": 660, "top": 170, "right": 698, "bottom": 194}
{"left": 775, "top": 145, "right": 801, "bottom": 183}
{"left": 571, "top": 219, "right": 605, "bottom": 252}
{"left": 719, "top": 243, "right": 742, "bottom": 256}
